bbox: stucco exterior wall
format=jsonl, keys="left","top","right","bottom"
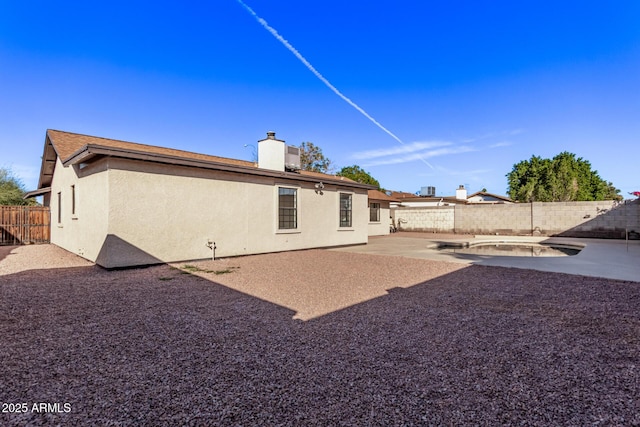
{"left": 368, "top": 201, "right": 391, "bottom": 236}
{"left": 49, "top": 158, "right": 110, "bottom": 262}
{"left": 81, "top": 158, "right": 369, "bottom": 268}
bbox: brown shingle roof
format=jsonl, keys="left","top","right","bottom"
{"left": 47, "top": 129, "right": 253, "bottom": 168}
{"left": 43, "top": 129, "right": 364, "bottom": 188}
{"left": 298, "top": 169, "right": 354, "bottom": 182}
{"left": 389, "top": 191, "right": 418, "bottom": 199}
{"left": 396, "top": 196, "right": 468, "bottom": 204}
{"left": 467, "top": 191, "right": 514, "bottom": 203}
{"left": 368, "top": 190, "right": 399, "bottom": 202}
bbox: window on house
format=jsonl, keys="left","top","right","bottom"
{"left": 340, "top": 193, "right": 352, "bottom": 227}
{"left": 71, "top": 185, "right": 76, "bottom": 216}
{"left": 370, "top": 202, "right": 380, "bottom": 222}
{"left": 278, "top": 187, "right": 297, "bottom": 229}
{"left": 57, "top": 192, "right": 62, "bottom": 224}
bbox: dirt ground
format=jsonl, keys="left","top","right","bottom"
{"left": 1, "top": 244, "right": 639, "bottom": 426}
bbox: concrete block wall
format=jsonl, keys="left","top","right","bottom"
{"left": 393, "top": 206, "right": 455, "bottom": 232}
{"left": 455, "top": 204, "right": 532, "bottom": 235}
{"left": 390, "top": 200, "right": 639, "bottom": 238}
{"left": 542, "top": 201, "right": 639, "bottom": 238}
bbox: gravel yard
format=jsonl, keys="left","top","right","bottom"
{"left": 1, "top": 245, "right": 639, "bottom": 426}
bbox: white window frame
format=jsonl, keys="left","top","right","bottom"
{"left": 369, "top": 202, "right": 381, "bottom": 223}
{"left": 275, "top": 185, "right": 301, "bottom": 234}
{"left": 339, "top": 192, "right": 354, "bottom": 229}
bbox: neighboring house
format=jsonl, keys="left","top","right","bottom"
{"left": 391, "top": 196, "right": 466, "bottom": 208}
{"left": 367, "top": 190, "right": 398, "bottom": 236}
{"left": 389, "top": 185, "right": 512, "bottom": 207}
{"left": 388, "top": 191, "right": 417, "bottom": 202}
{"left": 466, "top": 191, "right": 514, "bottom": 204}
{"left": 389, "top": 186, "right": 469, "bottom": 207}
{"left": 27, "top": 130, "right": 375, "bottom": 268}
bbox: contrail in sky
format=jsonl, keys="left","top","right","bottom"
{"left": 235, "top": 0, "right": 435, "bottom": 169}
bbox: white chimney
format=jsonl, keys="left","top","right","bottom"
{"left": 456, "top": 184, "right": 467, "bottom": 200}
{"left": 258, "top": 131, "right": 285, "bottom": 171}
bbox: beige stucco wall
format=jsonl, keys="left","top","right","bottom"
{"left": 368, "top": 201, "right": 391, "bottom": 236}
{"left": 48, "top": 158, "right": 110, "bottom": 262}
{"left": 52, "top": 157, "right": 368, "bottom": 268}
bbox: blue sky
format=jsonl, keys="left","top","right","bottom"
{"left": 1, "top": 1, "right": 639, "bottom": 197}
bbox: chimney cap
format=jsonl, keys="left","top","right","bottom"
{"left": 266, "top": 131, "right": 276, "bottom": 139}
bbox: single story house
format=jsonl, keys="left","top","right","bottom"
{"left": 466, "top": 191, "right": 513, "bottom": 204}
{"left": 367, "top": 190, "right": 398, "bottom": 236}
{"left": 389, "top": 186, "right": 470, "bottom": 207}
{"left": 27, "top": 130, "right": 376, "bottom": 268}
{"left": 389, "top": 185, "right": 513, "bottom": 207}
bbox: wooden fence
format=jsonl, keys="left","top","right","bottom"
{"left": 0, "top": 206, "right": 50, "bottom": 245}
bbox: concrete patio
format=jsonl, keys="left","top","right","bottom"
{"left": 332, "top": 232, "right": 640, "bottom": 282}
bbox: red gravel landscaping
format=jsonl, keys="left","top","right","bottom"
{"left": 1, "top": 245, "right": 639, "bottom": 426}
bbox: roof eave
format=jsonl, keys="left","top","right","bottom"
{"left": 63, "top": 145, "right": 375, "bottom": 190}
{"left": 36, "top": 133, "right": 58, "bottom": 189}
{"left": 24, "top": 187, "right": 51, "bottom": 199}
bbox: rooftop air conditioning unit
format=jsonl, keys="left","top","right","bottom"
{"left": 420, "top": 186, "right": 436, "bottom": 197}
{"left": 285, "top": 145, "right": 301, "bottom": 171}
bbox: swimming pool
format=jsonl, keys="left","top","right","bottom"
{"left": 438, "top": 241, "right": 582, "bottom": 257}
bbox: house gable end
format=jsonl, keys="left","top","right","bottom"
{"left": 37, "top": 134, "right": 60, "bottom": 189}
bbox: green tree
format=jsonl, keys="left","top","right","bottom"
{"left": 336, "top": 165, "right": 381, "bottom": 189}
{"left": 299, "top": 142, "right": 333, "bottom": 173}
{"left": 506, "top": 152, "right": 621, "bottom": 202}
{"left": 507, "top": 155, "right": 550, "bottom": 202}
{"left": 0, "top": 167, "right": 37, "bottom": 205}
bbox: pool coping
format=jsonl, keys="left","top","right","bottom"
{"left": 332, "top": 234, "right": 640, "bottom": 283}
{"left": 426, "top": 235, "right": 587, "bottom": 251}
